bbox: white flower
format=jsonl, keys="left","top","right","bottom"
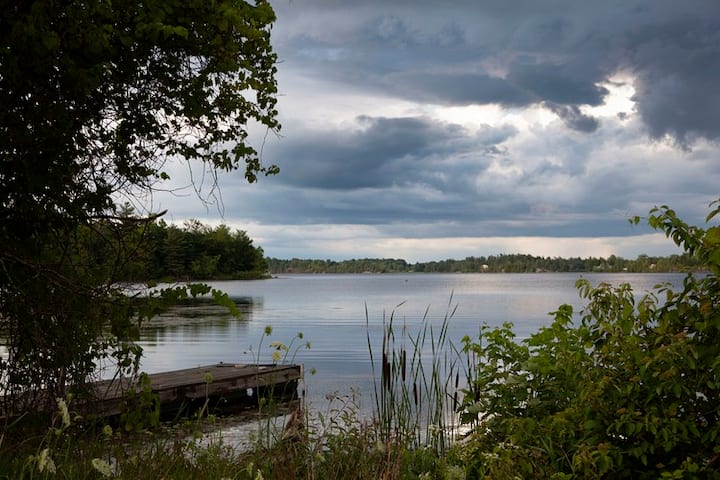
{"left": 444, "top": 464, "right": 466, "bottom": 480}
{"left": 56, "top": 397, "right": 70, "bottom": 428}
{"left": 91, "top": 458, "right": 114, "bottom": 477}
{"left": 37, "top": 448, "right": 56, "bottom": 474}
{"left": 269, "top": 341, "right": 288, "bottom": 350}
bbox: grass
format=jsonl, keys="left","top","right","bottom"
{"left": 367, "top": 296, "right": 463, "bottom": 455}
{"left": 0, "top": 302, "right": 472, "bottom": 480}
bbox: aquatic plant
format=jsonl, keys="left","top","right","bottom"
{"left": 367, "top": 296, "right": 463, "bottom": 455}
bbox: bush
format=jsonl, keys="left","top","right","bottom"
{"left": 456, "top": 202, "right": 720, "bottom": 479}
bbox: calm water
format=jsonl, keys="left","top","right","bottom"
{"left": 136, "top": 272, "right": 685, "bottom": 411}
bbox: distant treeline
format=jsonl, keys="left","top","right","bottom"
{"left": 266, "top": 253, "right": 706, "bottom": 274}
{"left": 106, "top": 219, "right": 268, "bottom": 281}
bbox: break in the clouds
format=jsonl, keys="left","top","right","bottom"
{"left": 275, "top": 0, "right": 720, "bottom": 142}
{"left": 149, "top": 0, "right": 720, "bottom": 261}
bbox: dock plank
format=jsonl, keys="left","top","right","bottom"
{"left": 1, "top": 363, "right": 302, "bottom": 420}
{"left": 89, "top": 363, "right": 302, "bottom": 417}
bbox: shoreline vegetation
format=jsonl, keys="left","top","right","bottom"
{"left": 4, "top": 0, "right": 718, "bottom": 475}
{"left": 265, "top": 253, "right": 706, "bottom": 275}
{"left": 120, "top": 217, "right": 706, "bottom": 283}
{"left": 2, "top": 205, "right": 719, "bottom": 478}
{"left": 98, "top": 217, "right": 271, "bottom": 283}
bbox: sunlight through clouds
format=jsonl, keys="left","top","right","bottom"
{"left": 147, "top": 0, "right": 720, "bottom": 262}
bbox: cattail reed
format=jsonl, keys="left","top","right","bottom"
{"left": 366, "top": 294, "right": 462, "bottom": 455}
{"left": 382, "top": 351, "right": 390, "bottom": 392}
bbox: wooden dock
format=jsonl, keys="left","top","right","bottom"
{"left": 89, "top": 363, "right": 303, "bottom": 418}
{"left": 2, "top": 363, "right": 302, "bottom": 420}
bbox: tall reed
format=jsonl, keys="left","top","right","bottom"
{"left": 366, "top": 294, "right": 462, "bottom": 455}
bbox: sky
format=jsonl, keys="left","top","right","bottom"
{"left": 150, "top": 0, "right": 720, "bottom": 262}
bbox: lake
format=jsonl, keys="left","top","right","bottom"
{"left": 136, "top": 272, "right": 687, "bottom": 412}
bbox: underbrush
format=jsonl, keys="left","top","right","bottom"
{"left": 0, "top": 391, "right": 464, "bottom": 479}
{"left": 0, "top": 302, "right": 468, "bottom": 480}
{"left": 3, "top": 204, "right": 719, "bottom": 479}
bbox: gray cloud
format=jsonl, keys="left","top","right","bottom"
{"left": 269, "top": 116, "right": 516, "bottom": 191}
{"left": 387, "top": 72, "right": 533, "bottom": 106}
{"left": 626, "top": 19, "right": 720, "bottom": 146}
{"left": 544, "top": 102, "right": 600, "bottom": 133}
{"left": 274, "top": 0, "right": 720, "bottom": 145}
{"left": 506, "top": 60, "right": 609, "bottom": 106}
{"left": 150, "top": 1, "right": 720, "bottom": 261}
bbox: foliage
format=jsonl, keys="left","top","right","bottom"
{"left": 367, "top": 301, "right": 462, "bottom": 455}
{"left": 1, "top": 389, "right": 461, "bottom": 479}
{"left": 0, "top": 0, "right": 279, "bottom": 415}
{"left": 455, "top": 201, "right": 720, "bottom": 478}
{"left": 4, "top": 201, "right": 717, "bottom": 478}
{"left": 103, "top": 216, "right": 269, "bottom": 281}
{"left": 266, "top": 252, "right": 704, "bottom": 274}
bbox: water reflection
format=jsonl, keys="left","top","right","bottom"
{"left": 137, "top": 296, "right": 265, "bottom": 374}
{"left": 1, "top": 273, "right": 691, "bottom": 414}
{"left": 141, "top": 296, "right": 257, "bottom": 344}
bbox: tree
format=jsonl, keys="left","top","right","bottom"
{"left": 456, "top": 201, "right": 720, "bottom": 478}
{"left": 0, "top": 0, "right": 280, "bottom": 413}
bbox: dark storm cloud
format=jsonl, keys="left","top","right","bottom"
{"left": 626, "top": 18, "right": 720, "bottom": 145}
{"left": 268, "top": 116, "right": 517, "bottom": 191}
{"left": 216, "top": 178, "right": 643, "bottom": 238}
{"left": 149, "top": 1, "right": 720, "bottom": 262}
{"left": 506, "top": 60, "right": 609, "bottom": 106}
{"left": 273, "top": 0, "right": 720, "bottom": 145}
{"left": 543, "top": 103, "right": 600, "bottom": 133}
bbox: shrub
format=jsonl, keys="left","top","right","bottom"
{"left": 457, "top": 202, "right": 720, "bottom": 479}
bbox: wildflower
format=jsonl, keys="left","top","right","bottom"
{"left": 56, "top": 397, "right": 70, "bottom": 428}
{"left": 204, "top": 372, "right": 213, "bottom": 384}
{"left": 376, "top": 440, "right": 386, "bottom": 453}
{"left": 272, "top": 350, "right": 282, "bottom": 362}
{"left": 37, "top": 448, "right": 56, "bottom": 474}
{"left": 269, "top": 341, "right": 287, "bottom": 351}
{"left": 444, "top": 465, "right": 466, "bottom": 480}
{"left": 91, "top": 458, "right": 114, "bottom": 477}
{"left": 102, "top": 425, "right": 113, "bottom": 438}
{"left": 264, "top": 325, "right": 273, "bottom": 335}
{"left": 481, "top": 452, "right": 500, "bottom": 460}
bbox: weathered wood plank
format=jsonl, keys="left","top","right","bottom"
{"left": 1, "top": 363, "right": 302, "bottom": 420}
{"left": 88, "top": 363, "right": 302, "bottom": 417}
